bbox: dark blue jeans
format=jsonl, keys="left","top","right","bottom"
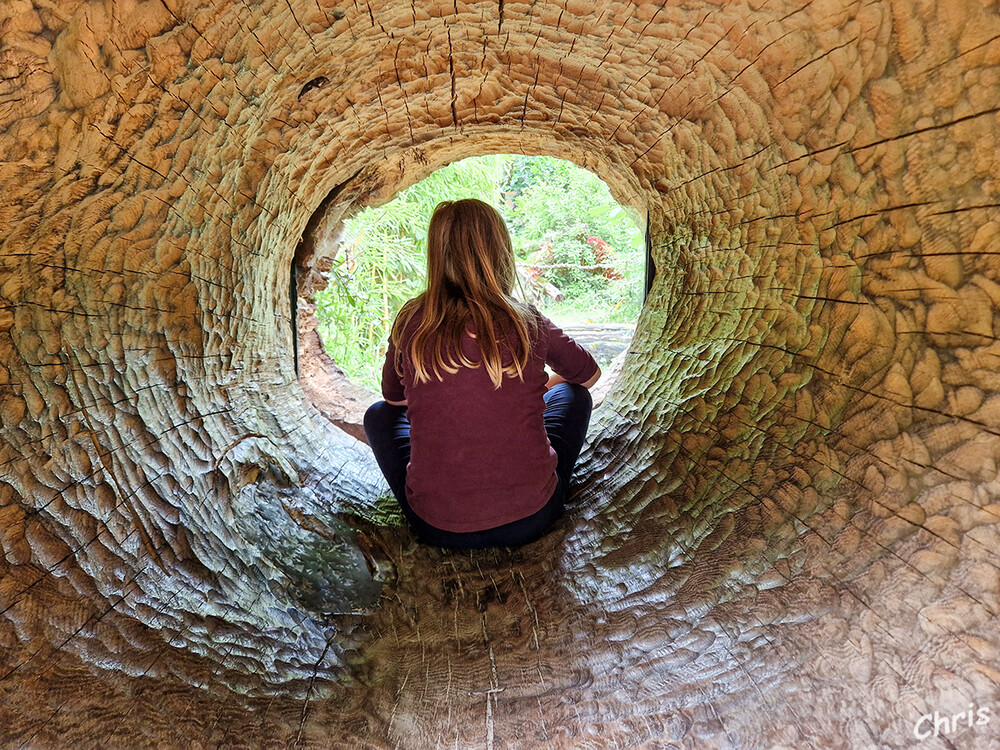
{"left": 363, "top": 382, "right": 593, "bottom": 549}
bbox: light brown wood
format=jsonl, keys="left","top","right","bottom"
{"left": 1, "top": 0, "right": 999, "bottom": 747}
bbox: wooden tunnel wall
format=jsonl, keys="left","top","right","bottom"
{"left": 1, "top": 0, "right": 999, "bottom": 747}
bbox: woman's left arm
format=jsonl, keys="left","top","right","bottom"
{"left": 542, "top": 314, "right": 601, "bottom": 389}
{"left": 547, "top": 365, "right": 600, "bottom": 390}
{"left": 580, "top": 366, "right": 601, "bottom": 388}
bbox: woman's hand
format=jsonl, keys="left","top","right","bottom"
{"left": 546, "top": 366, "right": 601, "bottom": 390}
{"left": 545, "top": 372, "right": 568, "bottom": 389}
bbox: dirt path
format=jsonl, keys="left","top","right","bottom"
{"left": 560, "top": 323, "right": 636, "bottom": 367}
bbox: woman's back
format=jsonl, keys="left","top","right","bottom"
{"left": 364, "top": 198, "right": 600, "bottom": 549}
{"left": 383, "top": 304, "right": 597, "bottom": 532}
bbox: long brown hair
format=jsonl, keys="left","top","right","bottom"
{"left": 390, "top": 199, "right": 535, "bottom": 388}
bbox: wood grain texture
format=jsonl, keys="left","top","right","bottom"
{"left": 1, "top": 0, "right": 998, "bottom": 747}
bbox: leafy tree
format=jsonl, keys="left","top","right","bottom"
{"left": 503, "top": 155, "right": 644, "bottom": 324}
{"left": 315, "top": 156, "right": 507, "bottom": 388}
{"left": 314, "top": 154, "right": 644, "bottom": 390}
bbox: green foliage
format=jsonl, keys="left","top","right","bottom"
{"left": 314, "top": 227, "right": 424, "bottom": 388}
{"left": 314, "top": 154, "right": 644, "bottom": 390}
{"left": 503, "top": 155, "right": 644, "bottom": 324}
{"left": 315, "top": 156, "right": 508, "bottom": 388}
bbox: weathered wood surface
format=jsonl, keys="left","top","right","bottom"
{"left": 0, "top": 1, "right": 998, "bottom": 748}
{"left": 298, "top": 307, "right": 380, "bottom": 443}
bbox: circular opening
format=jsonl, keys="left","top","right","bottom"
{"left": 298, "top": 154, "right": 646, "bottom": 426}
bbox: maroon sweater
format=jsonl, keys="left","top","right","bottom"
{"left": 381, "top": 306, "right": 599, "bottom": 532}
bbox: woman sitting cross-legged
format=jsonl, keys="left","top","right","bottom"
{"left": 364, "top": 198, "right": 601, "bottom": 550}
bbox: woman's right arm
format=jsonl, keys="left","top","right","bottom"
{"left": 381, "top": 337, "right": 408, "bottom": 406}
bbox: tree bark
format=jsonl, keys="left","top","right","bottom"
{"left": 1, "top": 1, "right": 998, "bottom": 747}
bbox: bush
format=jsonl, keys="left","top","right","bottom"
{"left": 315, "top": 156, "right": 507, "bottom": 388}
{"left": 314, "top": 154, "right": 644, "bottom": 389}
